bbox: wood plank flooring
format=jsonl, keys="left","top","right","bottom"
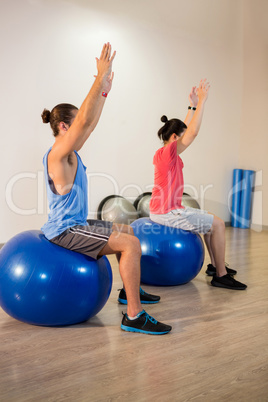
{"left": 0, "top": 227, "right": 267, "bottom": 402}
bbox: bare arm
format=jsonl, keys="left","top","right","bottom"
{"left": 53, "top": 43, "right": 116, "bottom": 157}
{"left": 177, "top": 79, "right": 210, "bottom": 155}
{"left": 184, "top": 86, "right": 198, "bottom": 126}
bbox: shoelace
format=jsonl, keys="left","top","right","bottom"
{"left": 140, "top": 287, "right": 147, "bottom": 296}
{"left": 143, "top": 311, "right": 158, "bottom": 326}
{"left": 123, "top": 310, "right": 158, "bottom": 325}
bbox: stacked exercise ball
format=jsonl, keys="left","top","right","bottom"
{"left": 181, "top": 193, "right": 200, "bottom": 209}
{"left": 97, "top": 192, "right": 200, "bottom": 223}
{"left": 0, "top": 230, "right": 112, "bottom": 326}
{"left": 132, "top": 192, "right": 200, "bottom": 217}
{"left": 131, "top": 218, "right": 204, "bottom": 286}
{"left": 97, "top": 195, "right": 138, "bottom": 224}
{"left": 133, "top": 192, "right": 152, "bottom": 218}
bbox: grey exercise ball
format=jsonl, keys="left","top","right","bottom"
{"left": 101, "top": 196, "right": 138, "bottom": 224}
{"left": 182, "top": 193, "right": 200, "bottom": 209}
{"left": 137, "top": 195, "right": 151, "bottom": 217}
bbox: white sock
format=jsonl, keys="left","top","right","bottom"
{"left": 127, "top": 310, "right": 143, "bottom": 320}
{"left": 128, "top": 315, "right": 139, "bottom": 320}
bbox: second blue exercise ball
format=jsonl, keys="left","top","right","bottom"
{"left": 0, "top": 230, "right": 113, "bottom": 326}
{"left": 131, "top": 218, "right": 204, "bottom": 286}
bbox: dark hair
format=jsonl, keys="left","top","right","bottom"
{"left": 41, "top": 103, "right": 78, "bottom": 136}
{"left": 158, "top": 115, "right": 187, "bottom": 143}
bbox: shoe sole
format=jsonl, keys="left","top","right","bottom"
{"left": 211, "top": 281, "right": 247, "bottom": 290}
{"left": 121, "top": 324, "right": 171, "bottom": 335}
{"left": 118, "top": 298, "right": 160, "bottom": 305}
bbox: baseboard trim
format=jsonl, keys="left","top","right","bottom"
{"left": 225, "top": 222, "right": 268, "bottom": 231}
{"left": 250, "top": 224, "right": 268, "bottom": 231}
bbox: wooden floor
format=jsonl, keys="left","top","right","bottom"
{"left": 0, "top": 227, "right": 268, "bottom": 402}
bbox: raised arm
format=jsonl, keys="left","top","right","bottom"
{"left": 177, "top": 79, "right": 210, "bottom": 155}
{"left": 53, "top": 43, "right": 116, "bottom": 158}
{"left": 184, "top": 86, "right": 198, "bottom": 126}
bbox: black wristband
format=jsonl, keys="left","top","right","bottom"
{"left": 188, "top": 106, "right": 196, "bottom": 110}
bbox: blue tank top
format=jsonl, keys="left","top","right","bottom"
{"left": 41, "top": 148, "right": 88, "bottom": 240}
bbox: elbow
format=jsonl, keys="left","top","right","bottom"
{"left": 76, "top": 112, "right": 92, "bottom": 130}
{"left": 82, "top": 116, "right": 92, "bottom": 129}
{"left": 187, "top": 129, "right": 198, "bottom": 139}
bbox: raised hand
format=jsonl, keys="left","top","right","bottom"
{"left": 197, "top": 79, "right": 210, "bottom": 103}
{"left": 189, "top": 86, "right": 198, "bottom": 107}
{"left": 95, "top": 43, "right": 116, "bottom": 94}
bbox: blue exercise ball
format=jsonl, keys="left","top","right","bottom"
{"left": 0, "top": 230, "right": 113, "bottom": 326}
{"left": 131, "top": 218, "right": 204, "bottom": 286}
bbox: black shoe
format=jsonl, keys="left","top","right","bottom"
{"left": 118, "top": 287, "right": 160, "bottom": 305}
{"left": 121, "top": 310, "right": 172, "bottom": 335}
{"left": 211, "top": 274, "right": 247, "bottom": 290}
{"left": 206, "top": 263, "right": 237, "bottom": 276}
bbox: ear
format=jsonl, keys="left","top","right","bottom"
{"left": 172, "top": 133, "right": 179, "bottom": 141}
{"left": 59, "top": 122, "right": 69, "bottom": 132}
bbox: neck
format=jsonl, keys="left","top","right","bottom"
{"left": 164, "top": 139, "right": 173, "bottom": 146}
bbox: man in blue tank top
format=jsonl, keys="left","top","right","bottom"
{"left": 41, "top": 43, "right": 171, "bottom": 335}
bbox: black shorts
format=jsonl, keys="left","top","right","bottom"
{"left": 50, "top": 219, "right": 113, "bottom": 260}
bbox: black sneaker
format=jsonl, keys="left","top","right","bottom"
{"left": 206, "top": 263, "right": 237, "bottom": 276}
{"left": 118, "top": 287, "right": 160, "bottom": 305}
{"left": 121, "top": 310, "right": 172, "bottom": 335}
{"left": 211, "top": 274, "right": 247, "bottom": 290}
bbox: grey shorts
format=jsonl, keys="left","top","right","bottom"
{"left": 50, "top": 219, "right": 113, "bottom": 260}
{"left": 150, "top": 207, "right": 214, "bottom": 235}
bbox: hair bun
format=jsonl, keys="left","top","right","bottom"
{"left": 161, "top": 115, "right": 168, "bottom": 123}
{"left": 41, "top": 109, "right": 51, "bottom": 124}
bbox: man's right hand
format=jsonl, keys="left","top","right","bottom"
{"left": 95, "top": 43, "right": 116, "bottom": 94}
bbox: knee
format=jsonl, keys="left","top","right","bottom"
{"left": 128, "top": 226, "right": 134, "bottom": 236}
{"left": 128, "top": 236, "right": 142, "bottom": 256}
{"left": 213, "top": 216, "right": 225, "bottom": 232}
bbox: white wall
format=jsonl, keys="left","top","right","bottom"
{"left": 0, "top": 0, "right": 247, "bottom": 242}
{"left": 239, "top": 0, "right": 268, "bottom": 229}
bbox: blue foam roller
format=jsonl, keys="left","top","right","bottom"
{"left": 239, "top": 170, "right": 255, "bottom": 229}
{"left": 231, "top": 169, "right": 243, "bottom": 227}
